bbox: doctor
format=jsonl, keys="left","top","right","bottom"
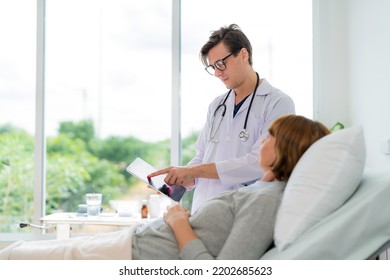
{"left": 149, "top": 24, "right": 295, "bottom": 213}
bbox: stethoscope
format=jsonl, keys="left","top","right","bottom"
{"left": 208, "top": 72, "right": 260, "bottom": 142}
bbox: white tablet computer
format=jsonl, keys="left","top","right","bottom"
{"left": 126, "top": 157, "right": 186, "bottom": 202}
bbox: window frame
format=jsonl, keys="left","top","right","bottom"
{"left": 0, "top": 0, "right": 312, "bottom": 241}
{"left": 34, "top": 0, "right": 182, "bottom": 230}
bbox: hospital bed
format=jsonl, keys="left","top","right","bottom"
{"left": 2, "top": 168, "right": 390, "bottom": 260}
{"left": 2, "top": 126, "right": 390, "bottom": 260}
{"left": 261, "top": 168, "right": 390, "bottom": 260}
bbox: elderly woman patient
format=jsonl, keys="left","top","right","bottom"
{"left": 0, "top": 115, "right": 330, "bottom": 260}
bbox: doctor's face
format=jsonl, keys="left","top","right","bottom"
{"left": 258, "top": 135, "right": 276, "bottom": 171}
{"left": 207, "top": 43, "right": 244, "bottom": 89}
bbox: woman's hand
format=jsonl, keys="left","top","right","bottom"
{"left": 163, "top": 203, "right": 191, "bottom": 229}
{"left": 163, "top": 203, "right": 197, "bottom": 252}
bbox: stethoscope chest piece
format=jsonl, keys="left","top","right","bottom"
{"left": 239, "top": 129, "right": 249, "bottom": 141}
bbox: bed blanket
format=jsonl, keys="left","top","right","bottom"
{"left": 0, "top": 224, "right": 140, "bottom": 260}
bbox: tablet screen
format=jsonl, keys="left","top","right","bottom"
{"left": 126, "top": 157, "right": 186, "bottom": 202}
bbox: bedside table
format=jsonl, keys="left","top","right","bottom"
{"left": 41, "top": 212, "right": 156, "bottom": 239}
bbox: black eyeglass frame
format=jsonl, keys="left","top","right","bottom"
{"left": 204, "top": 50, "right": 239, "bottom": 75}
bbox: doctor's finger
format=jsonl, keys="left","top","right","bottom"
{"left": 148, "top": 167, "right": 173, "bottom": 177}
{"left": 163, "top": 173, "right": 177, "bottom": 186}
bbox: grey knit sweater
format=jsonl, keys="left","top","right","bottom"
{"left": 131, "top": 180, "right": 285, "bottom": 260}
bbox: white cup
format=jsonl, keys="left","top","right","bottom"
{"left": 86, "top": 193, "right": 102, "bottom": 216}
{"left": 148, "top": 194, "right": 161, "bottom": 218}
{"left": 117, "top": 201, "right": 135, "bottom": 217}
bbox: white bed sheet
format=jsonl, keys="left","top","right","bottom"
{"left": 0, "top": 224, "right": 139, "bottom": 260}
{"left": 261, "top": 168, "right": 390, "bottom": 260}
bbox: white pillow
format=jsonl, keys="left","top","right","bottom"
{"left": 274, "top": 126, "right": 366, "bottom": 251}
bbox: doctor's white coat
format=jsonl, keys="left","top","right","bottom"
{"left": 188, "top": 79, "right": 295, "bottom": 213}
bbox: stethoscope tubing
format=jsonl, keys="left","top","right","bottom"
{"left": 209, "top": 72, "right": 260, "bottom": 142}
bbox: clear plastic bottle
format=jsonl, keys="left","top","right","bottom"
{"left": 148, "top": 194, "right": 161, "bottom": 218}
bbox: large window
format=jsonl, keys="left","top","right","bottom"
{"left": 180, "top": 0, "right": 312, "bottom": 206}
{"left": 0, "top": 0, "right": 312, "bottom": 237}
{"left": 181, "top": 0, "right": 313, "bottom": 147}
{"left": 0, "top": 0, "right": 36, "bottom": 233}
{"left": 44, "top": 0, "right": 172, "bottom": 217}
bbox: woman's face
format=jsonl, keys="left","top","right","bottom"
{"left": 258, "top": 134, "right": 276, "bottom": 171}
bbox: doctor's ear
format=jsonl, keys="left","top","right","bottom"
{"left": 239, "top": 48, "right": 249, "bottom": 62}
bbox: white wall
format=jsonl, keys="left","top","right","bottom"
{"left": 314, "top": 0, "right": 390, "bottom": 168}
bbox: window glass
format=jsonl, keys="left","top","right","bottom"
{"left": 0, "top": 0, "right": 312, "bottom": 235}
{"left": 181, "top": 0, "right": 313, "bottom": 154}
{"left": 0, "top": 0, "right": 36, "bottom": 233}
{"left": 180, "top": 0, "right": 312, "bottom": 209}
{"left": 44, "top": 0, "right": 172, "bottom": 219}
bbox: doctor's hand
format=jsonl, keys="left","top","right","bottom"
{"left": 148, "top": 166, "right": 196, "bottom": 188}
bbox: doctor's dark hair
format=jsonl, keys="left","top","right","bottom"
{"left": 268, "top": 115, "right": 330, "bottom": 181}
{"left": 200, "top": 24, "right": 253, "bottom": 66}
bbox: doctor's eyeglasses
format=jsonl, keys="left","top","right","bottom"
{"left": 205, "top": 51, "right": 236, "bottom": 75}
